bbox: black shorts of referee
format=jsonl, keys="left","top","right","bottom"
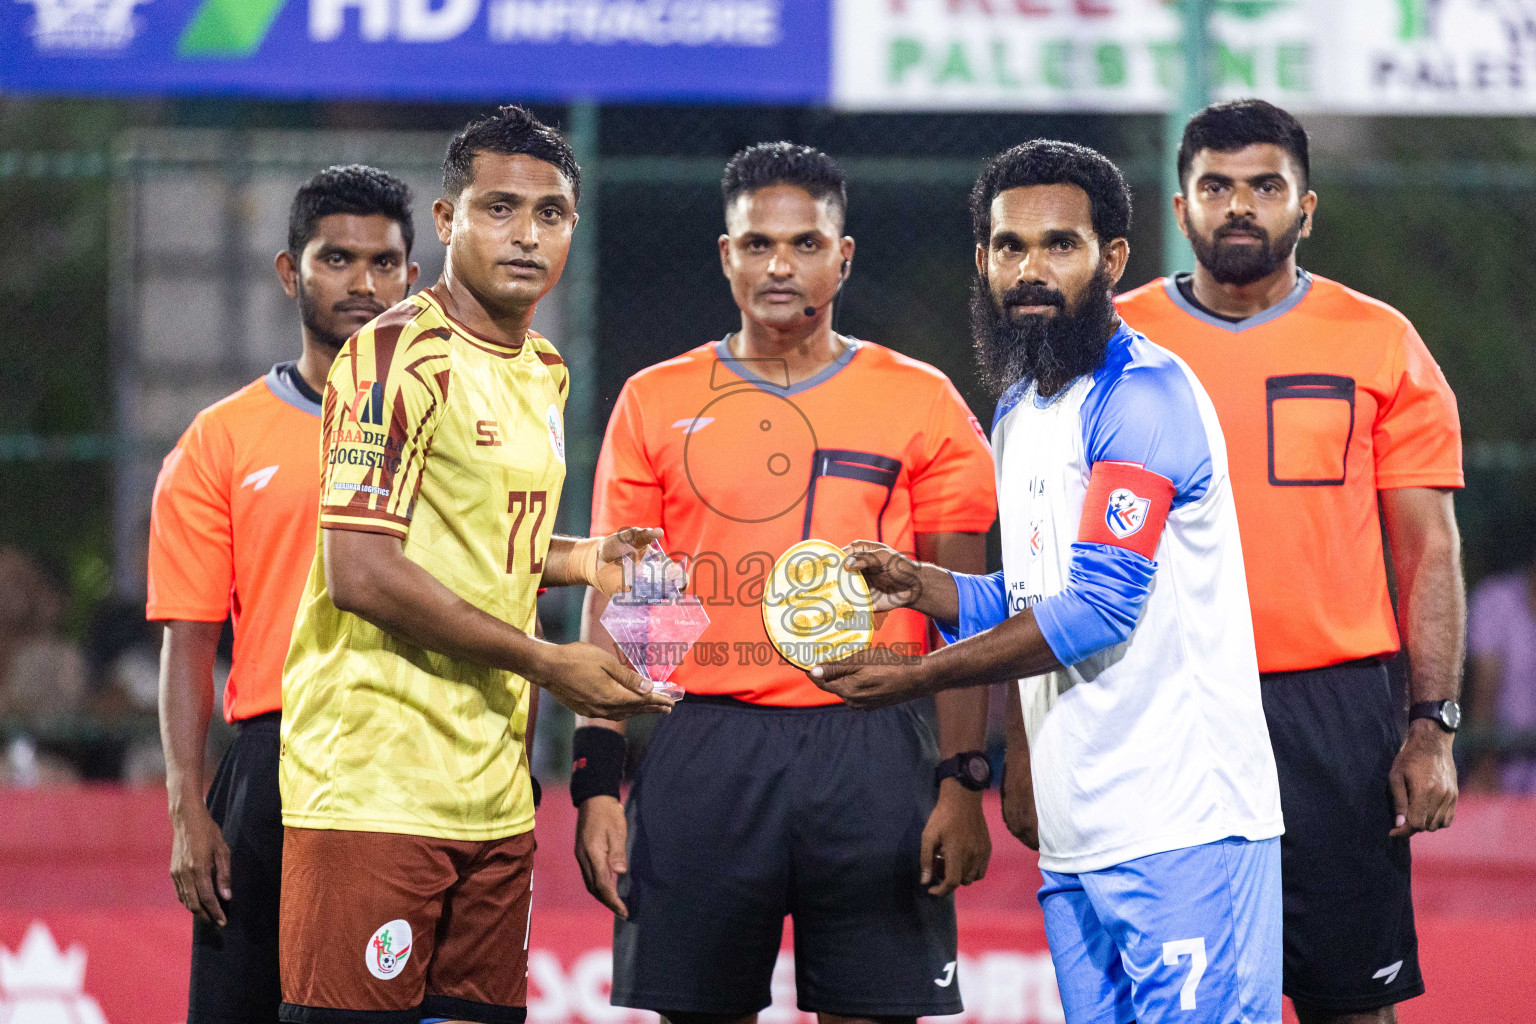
{"left": 188, "top": 711, "right": 283, "bottom": 1024}
{"left": 612, "top": 695, "right": 961, "bottom": 1018}
{"left": 1260, "top": 659, "right": 1424, "bottom": 1015}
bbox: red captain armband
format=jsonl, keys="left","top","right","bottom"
{"left": 1077, "top": 461, "right": 1176, "bottom": 561}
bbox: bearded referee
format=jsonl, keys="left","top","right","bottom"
{"left": 149, "top": 165, "right": 418, "bottom": 1023}
{"left": 1118, "top": 100, "right": 1464, "bottom": 1024}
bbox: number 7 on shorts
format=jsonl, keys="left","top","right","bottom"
{"left": 1162, "top": 937, "right": 1208, "bottom": 1010}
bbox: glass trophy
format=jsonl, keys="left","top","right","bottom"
{"left": 599, "top": 541, "right": 707, "bottom": 700}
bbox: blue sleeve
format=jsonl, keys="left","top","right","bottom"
{"left": 1080, "top": 351, "right": 1213, "bottom": 508}
{"left": 935, "top": 570, "right": 1008, "bottom": 645}
{"left": 1028, "top": 340, "right": 1212, "bottom": 666}
{"left": 1033, "top": 543, "right": 1157, "bottom": 666}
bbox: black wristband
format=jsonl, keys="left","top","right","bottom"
{"left": 570, "top": 726, "right": 626, "bottom": 806}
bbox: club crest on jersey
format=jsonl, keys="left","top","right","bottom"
{"left": 546, "top": 404, "right": 565, "bottom": 463}
{"left": 1105, "top": 488, "right": 1151, "bottom": 539}
{"left": 365, "top": 920, "right": 412, "bottom": 981}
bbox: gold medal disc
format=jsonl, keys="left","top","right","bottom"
{"left": 762, "top": 540, "right": 875, "bottom": 670}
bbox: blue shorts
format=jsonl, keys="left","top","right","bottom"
{"left": 1039, "top": 837, "right": 1282, "bottom": 1024}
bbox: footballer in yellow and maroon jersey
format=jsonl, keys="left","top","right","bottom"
{"left": 281, "top": 285, "right": 568, "bottom": 842}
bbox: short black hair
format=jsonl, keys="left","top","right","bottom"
{"left": 970, "top": 140, "right": 1132, "bottom": 246}
{"left": 721, "top": 143, "right": 847, "bottom": 227}
{"left": 442, "top": 105, "right": 580, "bottom": 203}
{"left": 1177, "top": 98, "right": 1310, "bottom": 190}
{"left": 287, "top": 164, "right": 414, "bottom": 256}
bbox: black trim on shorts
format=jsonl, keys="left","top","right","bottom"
{"left": 421, "top": 994, "right": 529, "bottom": 1023}
{"left": 279, "top": 998, "right": 526, "bottom": 1024}
{"left": 279, "top": 1002, "right": 420, "bottom": 1024}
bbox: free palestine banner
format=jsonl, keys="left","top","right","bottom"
{"left": 1, "top": 0, "right": 1531, "bottom": 110}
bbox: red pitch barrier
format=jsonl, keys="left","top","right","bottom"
{"left": 2, "top": 787, "right": 1533, "bottom": 1023}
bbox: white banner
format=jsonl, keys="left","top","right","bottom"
{"left": 1322, "top": 0, "right": 1536, "bottom": 112}
{"left": 832, "top": 0, "right": 1532, "bottom": 112}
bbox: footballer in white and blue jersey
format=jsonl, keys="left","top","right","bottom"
{"left": 810, "top": 141, "right": 1284, "bottom": 1023}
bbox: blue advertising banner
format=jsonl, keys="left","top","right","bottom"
{"left": 0, "top": 0, "right": 830, "bottom": 102}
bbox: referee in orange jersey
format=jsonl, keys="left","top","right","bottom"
{"left": 148, "top": 166, "right": 417, "bottom": 1024}
{"left": 573, "top": 144, "right": 998, "bottom": 1019}
{"left": 1118, "top": 100, "right": 1464, "bottom": 1024}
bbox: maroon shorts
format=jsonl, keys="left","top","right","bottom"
{"left": 278, "top": 826, "right": 534, "bottom": 1024}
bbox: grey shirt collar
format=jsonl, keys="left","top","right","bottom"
{"left": 1162, "top": 269, "right": 1313, "bottom": 333}
{"left": 265, "top": 361, "right": 322, "bottom": 418}
{"left": 712, "top": 335, "right": 863, "bottom": 396}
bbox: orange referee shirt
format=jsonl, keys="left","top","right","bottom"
{"left": 1117, "top": 271, "right": 1463, "bottom": 674}
{"left": 592, "top": 338, "right": 998, "bottom": 706}
{"left": 147, "top": 363, "right": 322, "bottom": 723}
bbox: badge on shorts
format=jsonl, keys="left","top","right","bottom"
{"left": 365, "top": 919, "right": 413, "bottom": 980}
{"left": 1105, "top": 488, "right": 1151, "bottom": 539}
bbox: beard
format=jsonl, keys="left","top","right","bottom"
{"left": 297, "top": 278, "right": 353, "bottom": 352}
{"left": 969, "top": 264, "right": 1119, "bottom": 399}
{"left": 1186, "top": 211, "right": 1305, "bottom": 286}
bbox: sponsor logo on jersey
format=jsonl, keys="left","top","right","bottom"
{"left": 332, "top": 481, "right": 390, "bottom": 498}
{"left": 1373, "top": 960, "right": 1404, "bottom": 985}
{"left": 1029, "top": 520, "right": 1043, "bottom": 558}
{"left": 241, "top": 465, "right": 280, "bottom": 491}
{"left": 547, "top": 404, "right": 565, "bottom": 463}
{"left": 934, "top": 960, "right": 957, "bottom": 987}
{"left": 365, "top": 919, "right": 412, "bottom": 981}
{"left": 967, "top": 414, "right": 991, "bottom": 450}
{"left": 671, "top": 416, "right": 714, "bottom": 434}
{"left": 348, "top": 381, "right": 387, "bottom": 427}
{"left": 1105, "top": 488, "right": 1151, "bottom": 539}
{"left": 475, "top": 419, "right": 502, "bottom": 447}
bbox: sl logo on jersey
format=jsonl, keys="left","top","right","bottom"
{"left": 365, "top": 919, "right": 413, "bottom": 981}
{"left": 475, "top": 419, "right": 502, "bottom": 447}
{"left": 1105, "top": 488, "right": 1151, "bottom": 539}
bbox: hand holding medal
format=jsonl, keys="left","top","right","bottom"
{"left": 762, "top": 540, "right": 876, "bottom": 670}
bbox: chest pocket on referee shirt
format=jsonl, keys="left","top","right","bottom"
{"left": 1265, "top": 374, "right": 1356, "bottom": 486}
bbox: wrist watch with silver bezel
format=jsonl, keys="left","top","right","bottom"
{"left": 1409, "top": 699, "right": 1461, "bottom": 733}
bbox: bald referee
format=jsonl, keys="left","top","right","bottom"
{"left": 1119, "top": 99, "right": 1464, "bottom": 1024}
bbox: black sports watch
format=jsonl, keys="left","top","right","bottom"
{"left": 1409, "top": 700, "right": 1461, "bottom": 733}
{"left": 936, "top": 752, "right": 993, "bottom": 791}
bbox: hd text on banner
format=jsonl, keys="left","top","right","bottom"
{"left": 0, "top": 0, "right": 832, "bottom": 102}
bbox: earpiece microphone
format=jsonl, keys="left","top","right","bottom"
{"left": 803, "top": 259, "right": 852, "bottom": 318}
